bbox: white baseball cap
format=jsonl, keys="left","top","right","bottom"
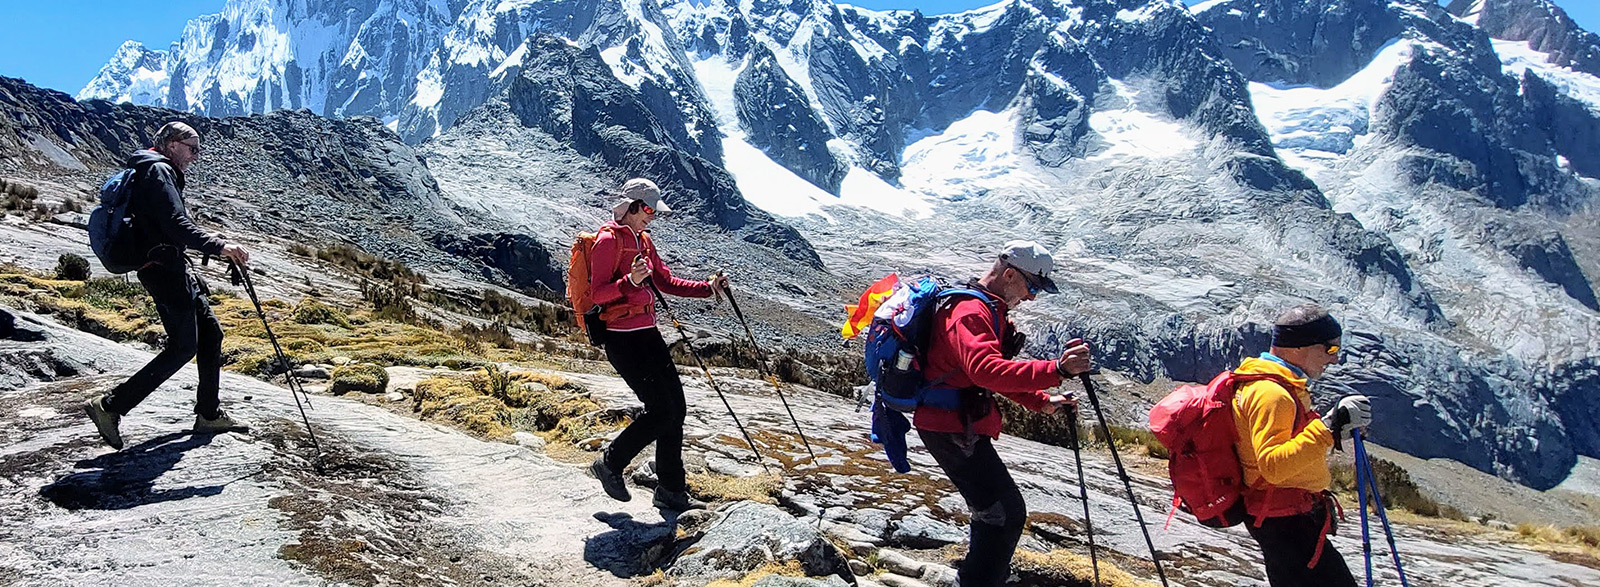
{"left": 999, "top": 240, "right": 1058, "bottom": 294}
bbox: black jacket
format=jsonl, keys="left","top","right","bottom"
{"left": 124, "top": 150, "right": 224, "bottom": 268}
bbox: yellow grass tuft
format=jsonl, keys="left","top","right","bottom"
{"left": 1011, "top": 549, "right": 1159, "bottom": 587}
{"left": 687, "top": 473, "right": 783, "bottom": 505}
{"left": 702, "top": 561, "right": 805, "bottom": 587}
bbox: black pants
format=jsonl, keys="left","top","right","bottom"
{"left": 105, "top": 266, "right": 222, "bottom": 419}
{"left": 1246, "top": 504, "right": 1356, "bottom": 587}
{"left": 920, "top": 429, "right": 1027, "bottom": 587}
{"left": 602, "top": 328, "right": 687, "bottom": 492}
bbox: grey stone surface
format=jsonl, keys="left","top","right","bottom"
{"left": 669, "top": 501, "right": 850, "bottom": 582}
{"left": 886, "top": 514, "right": 964, "bottom": 549}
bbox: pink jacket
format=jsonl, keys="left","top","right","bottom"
{"left": 587, "top": 221, "right": 712, "bottom": 331}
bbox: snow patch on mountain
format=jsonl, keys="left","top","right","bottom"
{"left": 1494, "top": 38, "right": 1600, "bottom": 113}
{"left": 720, "top": 107, "right": 1048, "bottom": 221}
{"left": 1249, "top": 39, "right": 1421, "bottom": 179}
{"left": 1089, "top": 81, "right": 1200, "bottom": 162}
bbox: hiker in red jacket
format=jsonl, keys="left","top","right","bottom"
{"left": 916, "top": 241, "right": 1092, "bottom": 587}
{"left": 585, "top": 178, "right": 727, "bottom": 512}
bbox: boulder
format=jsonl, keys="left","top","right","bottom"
{"left": 669, "top": 501, "right": 850, "bottom": 582}
{"left": 887, "top": 515, "right": 964, "bottom": 549}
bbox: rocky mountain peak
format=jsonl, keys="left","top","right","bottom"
{"left": 1449, "top": 0, "right": 1600, "bottom": 76}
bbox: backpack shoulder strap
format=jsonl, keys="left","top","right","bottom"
{"left": 1227, "top": 371, "right": 1311, "bottom": 427}
{"left": 921, "top": 288, "right": 1007, "bottom": 390}
{"left": 935, "top": 287, "right": 1004, "bottom": 337}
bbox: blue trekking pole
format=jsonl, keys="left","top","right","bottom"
{"left": 1353, "top": 429, "right": 1410, "bottom": 586}
{"left": 1354, "top": 432, "right": 1374, "bottom": 587}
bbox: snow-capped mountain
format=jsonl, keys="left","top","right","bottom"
{"left": 71, "top": 0, "right": 1600, "bottom": 489}
{"left": 79, "top": 0, "right": 456, "bottom": 119}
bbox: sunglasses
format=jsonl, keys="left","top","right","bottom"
{"left": 1010, "top": 265, "right": 1046, "bottom": 295}
{"left": 180, "top": 140, "right": 202, "bottom": 156}
{"left": 1324, "top": 344, "right": 1341, "bottom": 356}
{"left": 641, "top": 202, "right": 656, "bottom": 215}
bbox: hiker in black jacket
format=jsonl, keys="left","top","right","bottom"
{"left": 84, "top": 121, "right": 251, "bottom": 450}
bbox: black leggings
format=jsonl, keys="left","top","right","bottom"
{"left": 919, "top": 430, "right": 1028, "bottom": 587}
{"left": 602, "top": 328, "right": 688, "bottom": 491}
{"left": 1246, "top": 504, "right": 1356, "bottom": 587}
{"left": 106, "top": 267, "right": 222, "bottom": 419}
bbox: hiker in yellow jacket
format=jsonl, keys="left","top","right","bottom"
{"left": 1233, "top": 303, "right": 1371, "bottom": 587}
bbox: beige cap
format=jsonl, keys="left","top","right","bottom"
{"left": 611, "top": 178, "right": 672, "bottom": 217}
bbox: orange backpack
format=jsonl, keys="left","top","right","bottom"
{"left": 566, "top": 226, "right": 612, "bottom": 333}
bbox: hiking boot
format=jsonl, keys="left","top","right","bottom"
{"left": 589, "top": 457, "right": 631, "bottom": 502}
{"left": 652, "top": 487, "right": 707, "bottom": 511}
{"left": 83, "top": 395, "right": 123, "bottom": 450}
{"left": 194, "top": 410, "right": 249, "bottom": 433}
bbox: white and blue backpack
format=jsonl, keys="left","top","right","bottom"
{"left": 863, "top": 276, "right": 1001, "bottom": 471}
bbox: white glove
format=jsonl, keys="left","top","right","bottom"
{"left": 1322, "top": 395, "right": 1372, "bottom": 439}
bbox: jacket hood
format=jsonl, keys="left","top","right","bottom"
{"left": 125, "top": 149, "right": 183, "bottom": 189}
{"left": 125, "top": 149, "right": 170, "bottom": 169}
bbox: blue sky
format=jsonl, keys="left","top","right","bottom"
{"left": 0, "top": 0, "right": 1596, "bottom": 95}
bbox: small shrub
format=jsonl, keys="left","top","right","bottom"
{"left": 1566, "top": 525, "right": 1600, "bottom": 548}
{"left": 54, "top": 253, "right": 91, "bottom": 281}
{"left": 330, "top": 362, "right": 389, "bottom": 394}
{"left": 1331, "top": 457, "right": 1449, "bottom": 518}
{"left": 287, "top": 242, "right": 315, "bottom": 257}
{"left": 362, "top": 279, "right": 422, "bottom": 325}
{"left": 292, "top": 298, "right": 351, "bottom": 328}
{"left": 458, "top": 321, "right": 515, "bottom": 350}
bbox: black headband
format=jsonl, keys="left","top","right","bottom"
{"left": 1273, "top": 314, "right": 1342, "bottom": 348}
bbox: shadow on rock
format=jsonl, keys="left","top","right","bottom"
{"left": 39, "top": 431, "right": 234, "bottom": 510}
{"left": 584, "top": 511, "right": 681, "bottom": 578}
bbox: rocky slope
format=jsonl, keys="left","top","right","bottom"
{"left": 54, "top": 0, "right": 1600, "bottom": 490}
{"left": 3, "top": 299, "right": 1599, "bottom": 586}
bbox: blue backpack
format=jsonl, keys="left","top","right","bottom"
{"left": 88, "top": 166, "right": 148, "bottom": 274}
{"left": 863, "top": 276, "right": 1002, "bottom": 472}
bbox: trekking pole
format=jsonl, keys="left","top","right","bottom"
{"left": 1078, "top": 372, "right": 1170, "bottom": 587}
{"left": 719, "top": 274, "right": 817, "bottom": 463}
{"left": 1355, "top": 435, "right": 1374, "bottom": 587}
{"left": 229, "top": 259, "right": 323, "bottom": 461}
{"left": 1354, "top": 429, "right": 1410, "bottom": 586}
{"left": 1065, "top": 404, "right": 1101, "bottom": 586}
{"left": 645, "top": 277, "right": 770, "bottom": 473}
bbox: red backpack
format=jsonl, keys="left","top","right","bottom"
{"left": 1148, "top": 370, "right": 1291, "bottom": 528}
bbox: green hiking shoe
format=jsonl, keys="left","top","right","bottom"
{"left": 83, "top": 395, "right": 123, "bottom": 450}
{"left": 194, "top": 409, "right": 249, "bottom": 433}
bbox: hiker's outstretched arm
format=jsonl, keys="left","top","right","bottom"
{"left": 145, "top": 164, "right": 224, "bottom": 256}
{"left": 646, "top": 244, "right": 711, "bottom": 298}
{"left": 1240, "top": 384, "right": 1334, "bottom": 486}
{"left": 948, "top": 305, "right": 1058, "bottom": 409}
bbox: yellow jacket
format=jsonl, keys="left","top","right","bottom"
{"left": 1232, "top": 356, "right": 1335, "bottom": 493}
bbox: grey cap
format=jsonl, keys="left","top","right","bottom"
{"left": 612, "top": 177, "right": 672, "bottom": 217}
{"left": 999, "top": 240, "right": 1058, "bottom": 294}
